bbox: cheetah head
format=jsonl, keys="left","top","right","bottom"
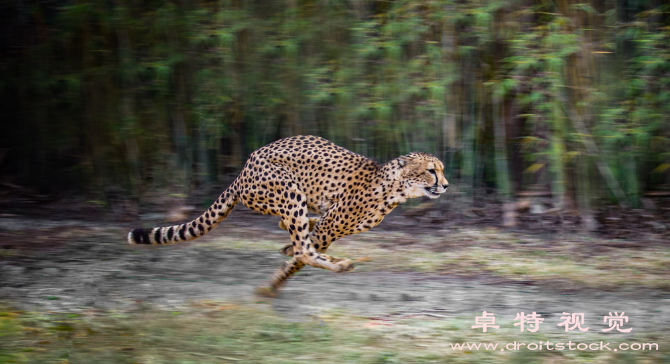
{"left": 397, "top": 152, "right": 449, "bottom": 199}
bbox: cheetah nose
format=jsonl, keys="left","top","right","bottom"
{"left": 443, "top": 184, "right": 449, "bottom": 190}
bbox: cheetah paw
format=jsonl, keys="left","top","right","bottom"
{"left": 335, "top": 258, "right": 354, "bottom": 272}
{"left": 255, "top": 286, "right": 278, "bottom": 298}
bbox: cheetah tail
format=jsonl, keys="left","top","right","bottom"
{"left": 127, "top": 185, "right": 239, "bottom": 245}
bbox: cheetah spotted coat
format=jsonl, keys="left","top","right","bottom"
{"left": 128, "top": 136, "right": 449, "bottom": 296}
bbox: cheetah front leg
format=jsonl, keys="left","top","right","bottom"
{"left": 256, "top": 187, "right": 354, "bottom": 297}
{"left": 259, "top": 208, "right": 353, "bottom": 297}
{"left": 258, "top": 222, "right": 352, "bottom": 297}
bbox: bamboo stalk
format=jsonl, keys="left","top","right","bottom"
{"left": 559, "top": 96, "right": 628, "bottom": 207}
{"left": 494, "top": 94, "right": 511, "bottom": 200}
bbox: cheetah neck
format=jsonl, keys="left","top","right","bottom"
{"left": 376, "top": 158, "right": 410, "bottom": 208}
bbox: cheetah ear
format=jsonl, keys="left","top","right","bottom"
{"left": 398, "top": 156, "right": 410, "bottom": 167}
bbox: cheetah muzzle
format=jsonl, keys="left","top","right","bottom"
{"left": 128, "top": 135, "right": 449, "bottom": 296}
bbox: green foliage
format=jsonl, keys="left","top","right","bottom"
{"left": 0, "top": 0, "right": 668, "bottom": 208}
{"left": 596, "top": 7, "right": 670, "bottom": 201}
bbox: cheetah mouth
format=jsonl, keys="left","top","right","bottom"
{"left": 423, "top": 187, "right": 443, "bottom": 199}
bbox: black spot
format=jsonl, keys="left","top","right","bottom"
{"left": 167, "top": 227, "right": 174, "bottom": 240}
{"left": 179, "top": 226, "right": 187, "bottom": 240}
{"left": 189, "top": 227, "right": 196, "bottom": 237}
{"left": 154, "top": 229, "right": 162, "bottom": 244}
{"left": 197, "top": 224, "right": 204, "bottom": 231}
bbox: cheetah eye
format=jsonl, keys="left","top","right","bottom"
{"left": 428, "top": 169, "right": 436, "bottom": 175}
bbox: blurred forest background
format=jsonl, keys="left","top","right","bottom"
{"left": 1, "top": 0, "right": 669, "bottom": 220}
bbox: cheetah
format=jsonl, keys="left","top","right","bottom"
{"left": 128, "top": 135, "right": 449, "bottom": 296}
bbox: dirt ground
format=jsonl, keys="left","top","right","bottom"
{"left": 1, "top": 203, "right": 668, "bottom": 338}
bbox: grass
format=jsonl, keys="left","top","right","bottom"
{"left": 1, "top": 302, "right": 667, "bottom": 364}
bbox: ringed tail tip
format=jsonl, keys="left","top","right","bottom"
{"left": 128, "top": 228, "right": 151, "bottom": 244}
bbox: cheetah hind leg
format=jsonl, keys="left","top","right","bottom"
{"left": 255, "top": 258, "right": 306, "bottom": 298}
{"left": 278, "top": 218, "right": 318, "bottom": 256}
